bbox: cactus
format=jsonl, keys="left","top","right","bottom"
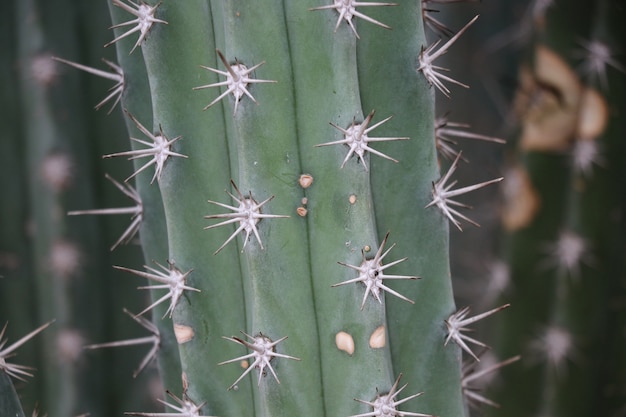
{"left": 484, "top": 0, "right": 626, "bottom": 416}
{"left": 104, "top": 1, "right": 511, "bottom": 416}
{"left": 2, "top": 0, "right": 624, "bottom": 417}
{"left": 1, "top": 373, "right": 26, "bottom": 417}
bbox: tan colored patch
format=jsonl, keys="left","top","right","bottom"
{"left": 182, "top": 372, "right": 189, "bottom": 391}
{"left": 173, "top": 324, "right": 194, "bottom": 344}
{"left": 297, "top": 207, "right": 308, "bottom": 217}
{"left": 335, "top": 331, "right": 355, "bottom": 355}
{"left": 299, "top": 174, "right": 314, "bottom": 189}
{"left": 240, "top": 360, "right": 249, "bottom": 369}
{"left": 349, "top": 194, "right": 357, "bottom": 204}
{"left": 502, "top": 165, "right": 540, "bottom": 231}
{"left": 577, "top": 87, "right": 608, "bottom": 140}
{"left": 369, "top": 326, "right": 386, "bottom": 349}
{"left": 517, "top": 46, "right": 582, "bottom": 151}
{"left": 301, "top": 197, "right": 308, "bottom": 205}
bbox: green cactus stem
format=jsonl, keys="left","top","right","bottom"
{"left": 102, "top": 1, "right": 508, "bottom": 416}
{"left": 0, "top": 373, "right": 26, "bottom": 417}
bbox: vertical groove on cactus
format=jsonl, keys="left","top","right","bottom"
{"left": 107, "top": 0, "right": 184, "bottom": 400}
{"left": 216, "top": 2, "right": 325, "bottom": 415}
{"left": 285, "top": 1, "right": 402, "bottom": 415}
{"left": 137, "top": 2, "right": 254, "bottom": 415}
{"left": 357, "top": 3, "right": 468, "bottom": 417}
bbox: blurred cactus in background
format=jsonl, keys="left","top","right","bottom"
{"left": 483, "top": 1, "right": 626, "bottom": 416}
{"left": 0, "top": 1, "right": 624, "bottom": 417}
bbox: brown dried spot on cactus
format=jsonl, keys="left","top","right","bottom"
{"left": 309, "top": 0, "right": 397, "bottom": 39}
{"left": 333, "top": 232, "right": 417, "bottom": 310}
{"left": 515, "top": 45, "right": 582, "bottom": 151}
{"left": 572, "top": 87, "right": 608, "bottom": 176}
{"left": 204, "top": 180, "right": 289, "bottom": 254}
{"left": 173, "top": 324, "right": 194, "bottom": 344}
{"left": 335, "top": 331, "right": 355, "bottom": 355}
{"left": 298, "top": 173, "right": 314, "bottom": 188}
{"left": 106, "top": 0, "right": 168, "bottom": 54}
{"left": 194, "top": 49, "right": 277, "bottom": 115}
{"left": 501, "top": 164, "right": 540, "bottom": 231}
{"left": 219, "top": 331, "right": 300, "bottom": 390}
{"left": 369, "top": 325, "right": 386, "bottom": 349}
{"left": 577, "top": 87, "right": 609, "bottom": 139}
{"left": 350, "top": 374, "right": 434, "bottom": 417}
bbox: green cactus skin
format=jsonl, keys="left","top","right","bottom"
{"left": 356, "top": 5, "right": 467, "bottom": 415}
{"left": 0, "top": 373, "right": 26, "bottom": 417}
{"left": 136, "top": 2, "right": 255, "bottom": 415}
{"left": 107, "top": 0, "right": 184, "bottom": 397}
{"left": 121, "top": 0, "right": 470, "bottom": 416}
